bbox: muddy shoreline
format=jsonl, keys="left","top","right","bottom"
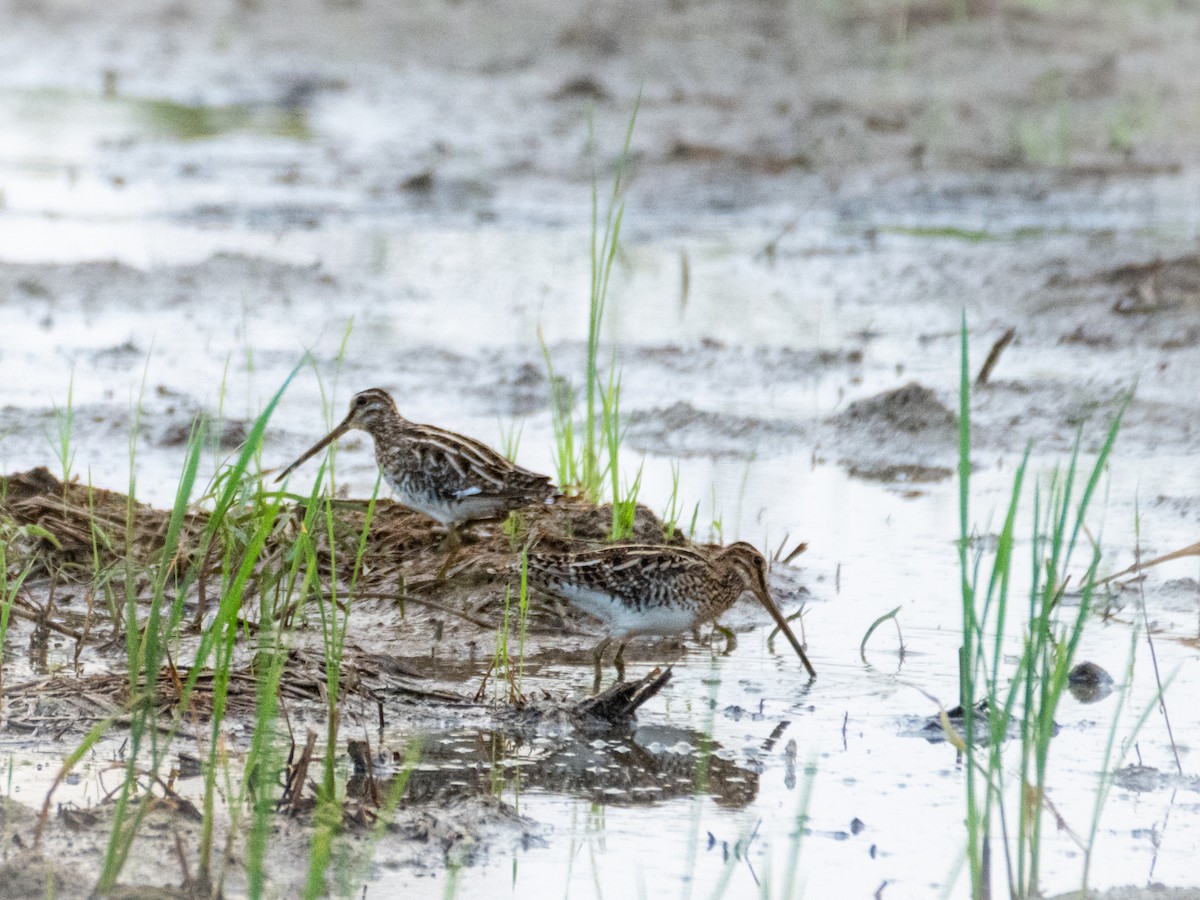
{"left": 0, "top": 467, "right": 800, "bottom": 898}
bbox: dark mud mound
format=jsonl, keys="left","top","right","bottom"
{"left": 829, "top": 382, "right": 957, "bottom": 479}
{"left": 625, "top": 400, "right": 808, "bottom": 458}
{"left": 1067, "top": 660, "right": 1114, "bottom": 704}
{"left": 832, "top": 383, "right": 957, "bottom": 435}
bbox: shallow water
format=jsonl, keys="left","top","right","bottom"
{"left": 2, "top": 1, "right": 1200, "bottom": 897}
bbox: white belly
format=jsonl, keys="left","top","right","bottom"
{"left": 393, "top": 491, "right": 453, "bottom": 524}
{"left": 556, "top": 583, "right": 701, "bottom": 639}
{"left": 388, "top": 480, "right": 510, "bottom": 526}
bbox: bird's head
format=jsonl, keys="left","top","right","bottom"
{"left": 718, "top": 541, "right": 816, "bottom": 678}
{"left": 275, "top": 387, "right": 399, "bottom": 482}
{"left": 342, "top": 388, "right": 399, "bottom": 432}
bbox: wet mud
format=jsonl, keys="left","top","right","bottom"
{"left": 0, "top": 467, "right": 796, "bottom": 897}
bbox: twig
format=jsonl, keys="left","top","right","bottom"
{"left": 782, "top": 541, "right": 808, "bottom": 566}
{"left": 1133, "top": 529, "right": 1183, "bottom": 775}
{"left": 974, "top": 327, "right": 1015, "bottom": 386}
{"left": 282, "top": 729, "right": 318, "bottom": 813}
{"left": 174, "top": 831, "right": 192, "bottom": 888}
{"left": 192, "top": 537, "right": 222, "bottom": 630}
{"left": 1097, "top": 540, "right": 1200, "bottom": 586}
{"left": 472, "top": 657, "right": 498, "bottom": 703}
{"left": 12, "top": 591, "right": 84, "bottom": 641}
{"left": 75, "top": 589, "right": 95, "bottom": 671}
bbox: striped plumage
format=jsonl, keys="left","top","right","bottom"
{"left": 527, "top": 541, "right": 816, "bottom": 678}
{"left": 277, "top": 388, "right": 556, "bottom": 526}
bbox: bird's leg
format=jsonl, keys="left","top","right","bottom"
{"left": 547, "top": 594, "right": 569, "bottom": 626}
{"left": 714, "top": 624, "right": 737, "bottom": 655}
{"left": 473, "top": 656, "right": 497, "bottom": 703}
{"left": 612, "top": 642, "right": 627, "bottom": 682}
{"left": 505, "top": 657, "right": 523, "bottom": 704}
{"left": 591, "top": 636, "right": 613, "bottom": 694}
{"left": 435, "top": 524, "right": 463, "bottom": 581}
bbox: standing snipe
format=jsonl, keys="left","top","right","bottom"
{"left": 276, "top": 388, "right": 557, "bottom": 528}
{"left": 526, "top": 541, "right": 816, "bottom": 682}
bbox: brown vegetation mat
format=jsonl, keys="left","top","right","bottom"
{"left": 0, "top": 466, "right": 210, "bottom": 574}
{"left": 0, "top": 465, "right": 682, "bottom": 588}
{"left": 0, "top": 467, "right": 692, "bottom": 728}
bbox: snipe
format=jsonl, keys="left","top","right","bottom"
{"left": 276, "top": 388, "right": 557, "bottom": 530}
{"left": 526, "top": 541, "right": 816, "bottom": 683}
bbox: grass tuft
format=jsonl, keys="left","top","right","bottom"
{"left": 541, "top": 101, "right": 644, "bottom": 535}
{"left": 956, "top": 311, "right": 1128, "bottom": 899}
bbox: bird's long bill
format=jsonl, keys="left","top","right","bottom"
{"left": 753, "top": 585, "right": 817, "bottom": 678}
{"left": 274, "top": 415, "right": 352, "bottom": 483}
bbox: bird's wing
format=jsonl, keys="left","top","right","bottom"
{"left": 531, "top": 546, "right": 710, "bottom": 601}
{"left": 403, "top": 425, "right": 549, "bottom": 499}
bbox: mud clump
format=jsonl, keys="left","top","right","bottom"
{"left": 1067, "top": 660, "right": 1114, "bottom": 703}
{"left": 833, "top": 383, "right": 957, "bottom": 435}
{"left": 830, "top": 383, "right": 958, "bottom": 478}
{"left": 160, "top": 415, "right": 250, "bottom": 449}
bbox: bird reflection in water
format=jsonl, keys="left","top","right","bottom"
{"left": 347, "top": 724, "right": 761, "bottom": 810}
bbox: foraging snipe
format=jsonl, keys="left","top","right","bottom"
{"left": 526, "top": 541, "right": 816, "bottom": 680}
{"left": 276, "top": 388, "right": 557, "bottom": 527}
